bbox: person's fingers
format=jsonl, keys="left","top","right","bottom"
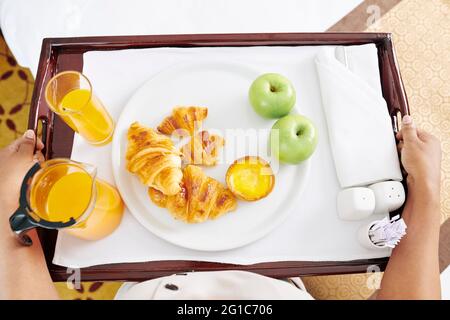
{"left": 7, "top": 130, "right": 35, "bottom": 153}
{"left": 33, "top": 151, "right": 45, "bottom": 163}
{"left": 17, "top": 129, "right": 36, "bottom": 156}
{"left": 36, "top": 137, "right": 45, "bottom": 151}
{"left": 396, "top": 130, "right": 403, "bottom": 141}
{"left": 416, "top": 128, "right": 438, "bottom": 144}
{"left": 397, "top": 140, "right": 404, "bottom": 152}
{"left": 399, "top": 115, "right": 418, "bottom": 143}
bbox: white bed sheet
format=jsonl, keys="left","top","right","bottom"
{"left": 0, "top": 0, "right": 362, "bottom": 74}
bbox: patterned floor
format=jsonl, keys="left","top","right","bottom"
{"left": 0, "top": 0, "right": 448, "bottom": 299}
{"left": 0, "top": 38, "right": 33, "bottom": 146}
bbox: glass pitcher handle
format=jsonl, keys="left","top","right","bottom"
{"left": 9, "top": 162, "right": 41, "bottom": 246}
{"left": 9, "top": 162, "right": 79, "bottom": 245}
{"left": 9, "top": 208, "right": 37, "bottom": 246}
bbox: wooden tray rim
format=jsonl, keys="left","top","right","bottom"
{"left": 28, "top": 32, "right": 409, "bottom": 281}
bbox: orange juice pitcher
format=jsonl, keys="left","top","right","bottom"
{"left": 10, "top": 159, "right": 124, "bottom": 245}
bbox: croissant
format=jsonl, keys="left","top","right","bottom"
{"left": 126, "top": 122, "right": 183, "bottom": 195}
{"left": 157, "top": 106, "right": 208, "bottom": 136}
{"left": 148, "top": 165, "right": 237, "bottom": 223}
{"left": 180, "top": 130, "right": 224, "bottom": 166}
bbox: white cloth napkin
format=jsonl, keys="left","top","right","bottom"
{"left": 315, "top": 45, "right": 402, "bottom": 188}
{"left": 53, "top": 45, "right": 391, "bottom": 268}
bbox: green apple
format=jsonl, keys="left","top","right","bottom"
{"left": 270, "top": 114, "right": 318, "bottom": 164}
{"left": 249, "top": 73, "right": 296, "bottom": 118}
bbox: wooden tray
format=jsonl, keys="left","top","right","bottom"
{"left": 29, "top": 33, "right": 409, "bottom": 282}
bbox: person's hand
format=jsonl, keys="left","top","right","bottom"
{"left": 396, "top": 115, "right": 441, "bottom": 193}
{"left": 0, "top": 130, "right": 44, "bottom": 214}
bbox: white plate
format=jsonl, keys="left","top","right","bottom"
{"left": 112, "top": 60, "right": 310, "bottom": 251}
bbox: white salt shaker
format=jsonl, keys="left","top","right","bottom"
{"left": 369, "top": 181, "right": 405, "bottom": 215}
{"left": 337, "top": 187, "right": 375, "bottom": 221}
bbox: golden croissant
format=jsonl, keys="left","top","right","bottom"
{"left": 148, "top": 165, "right": 237, "bottom": 223}
{"left": 157, "top": 106, "right": 208, "bottom": 136}
{"left": 126, "top": 122, "right": 183, "bottom": 195}
{"left": 180, "top": 130, "right": 224, "bottom": 166}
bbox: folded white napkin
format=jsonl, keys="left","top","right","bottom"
{"left": 53, "top": 46, "right": 391, "bottom": 268}
{"left": 315, "top": 45, "right": 402, "bottom": 188}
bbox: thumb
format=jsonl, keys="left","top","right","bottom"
{"left": 17, "top": 129, "right": 36, "bottom": 156}
{"left": 399, "top": 115, "right": 418, "bottom": 143}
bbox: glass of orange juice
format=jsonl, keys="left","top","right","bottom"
{"left": 9, "top": 159, "right": 124, "bottom": 245}
{"left": 45, "top": 71, "right": 114, "bottom": 146}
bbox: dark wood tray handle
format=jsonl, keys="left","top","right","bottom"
{"left": 31, "top": 107, "right": 52, "bottom": 158}
{"left": 378, "top": 36, "right": 410, "bottom": 133}
{"left": 36, "top": 116, "right": 48, "bottom": 153}
{"left": 27, "top": 37, "right": 56, "bottom": 159}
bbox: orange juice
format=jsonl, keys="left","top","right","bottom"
{"left": 57, "top": 89, "right": 114, "bottom": 146}
{"left": 30, "top": 163, "right": 124, "bottom": 240}
{"left": 65, "top": 178, "right": 124, "bottom": 240}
